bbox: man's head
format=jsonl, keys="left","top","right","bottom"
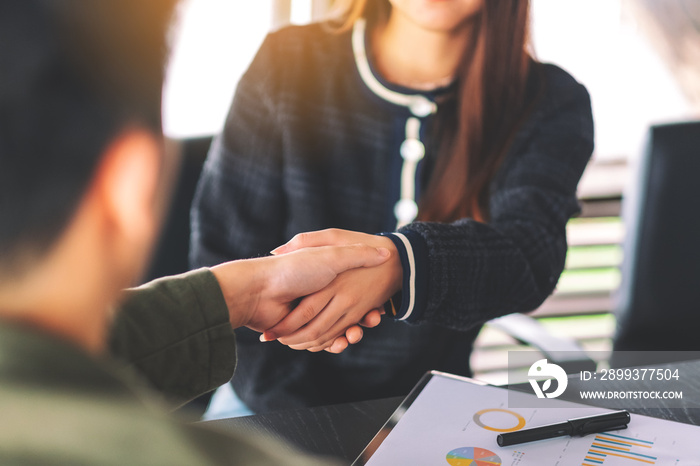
{"left": 0, "top": 0, "right": 176, "bottom": 349}
{"left": 0, "top": 0, "right": 175, "bottom": 273}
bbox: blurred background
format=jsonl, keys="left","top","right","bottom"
{"left": 156, "top": 0, "right": 700, "bottom": 385}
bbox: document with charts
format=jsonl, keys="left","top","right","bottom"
{"left": 354, "top": 372, "right": 700, "bottom": 466}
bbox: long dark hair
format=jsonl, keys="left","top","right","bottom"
{"left": 333, "top": 0, "right": 538, "bottom": 222}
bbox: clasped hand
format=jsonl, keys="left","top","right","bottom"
{"left": 269, "top": 230, "right": 402, "bottom": 352}
{"left": 212, "top": 229, "right": 402, "bottom": 354}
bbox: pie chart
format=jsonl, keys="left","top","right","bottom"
{"left": 446, "top": 447, "right": 501, "bottom": 466}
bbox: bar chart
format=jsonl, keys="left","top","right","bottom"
{"left": 582, "top": 432, "right": 657, "bottom": 465}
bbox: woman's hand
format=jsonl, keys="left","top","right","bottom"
{"left": 322, "top": 309, "right": 384, "bottom": 354}
{"left": 261, "top": 229, "right": 403, "bottom": 350}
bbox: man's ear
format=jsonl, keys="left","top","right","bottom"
{"left": 92, "top": 129, "right": 162, "bottom": 256}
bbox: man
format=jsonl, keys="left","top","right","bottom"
{"left": 0, "top": 1, "right": 388, "bottom": 464}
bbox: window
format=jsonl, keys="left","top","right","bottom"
{"left": 162, "top": 1, "right": 272, "bottom": 138}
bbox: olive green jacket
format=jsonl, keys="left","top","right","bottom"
{"left": 0, "top": 269, "right": 339, "bottom": 465}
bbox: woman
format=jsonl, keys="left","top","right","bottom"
{"left": 191, "top": 0, "right": 594, "bottom": 413}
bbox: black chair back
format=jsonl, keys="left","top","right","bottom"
{"left": 613, "top": 121, "right": 700, "bottom": 357}
{"left": 144, "top": 136, "right": 212, "bottom": 282}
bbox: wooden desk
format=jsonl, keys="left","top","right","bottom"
{"left": 206, "top": 359, "right": 700, "bottom": 463}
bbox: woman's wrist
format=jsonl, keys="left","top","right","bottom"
{"left": 379, "top": 230, "right": 428, "bottom": 322}
{"left": 375, "top": 235, "right": 404, "bottom": 297}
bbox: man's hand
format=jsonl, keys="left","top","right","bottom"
{"left": 209, "top": 243, "right": 390, "bottom": 334}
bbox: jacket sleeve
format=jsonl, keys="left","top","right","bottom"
{"left": 108, "top": 269, "right": 237, "bottom": 406}
{"left": 189, "top": 33, "right": 286, "bottom": 268}
{"left": 396, "top": 68, "right": 594, "bottom": 330}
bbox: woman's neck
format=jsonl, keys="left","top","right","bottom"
{"left": 371, "top": 11, "right": 473, "bottom": 91}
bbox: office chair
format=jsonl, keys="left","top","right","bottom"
{"left": 612, "top": 121, "right": 700, "bottom": 365}
{"left": 144, "top": 136, "right": 212, "bottom": 282}
{"left": 487, "top": 313, "right": 597, "bottom": 374}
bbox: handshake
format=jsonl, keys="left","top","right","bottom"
{"left": 210, "top": 229, "right": 403, "bottom": 354}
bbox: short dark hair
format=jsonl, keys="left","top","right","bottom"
{"left": 0, "top": 0, "right": 176, "bottom": 272}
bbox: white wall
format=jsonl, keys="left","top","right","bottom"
{"left": 531, "top": 0, "right": 694, "bottom": 160}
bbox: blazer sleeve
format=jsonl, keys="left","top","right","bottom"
{"left": 108, "top": 269, "right": 237, "bottom": 406}
{"left": 397, "top": 67, "right": 594, "bottom": 330}
{"left": 189, "top": 33, "right": 287, "bottom": 268}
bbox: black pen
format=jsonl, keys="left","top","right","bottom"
{"left": 497, "top": 410, "right": 631, "bottom": 447}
